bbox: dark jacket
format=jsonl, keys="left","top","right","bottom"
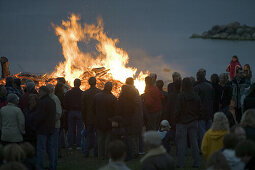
{"left": 81, "top": 87, "right": 101, "bottom": 125}
{"left": 141, "top": 146, "right": 175, "bottom": 170}
{"left": 194, "top": 80, "right": 214, "bottom": 120}
{"left": 93, "top": 90, "right": 117, "bottom": 131}
{"left": 116, "top": 87, "right": 143, "bottom": 135}
{"left": 144, "top": 86, "right": 163, "bottom": 113}
{"left": 243, "top": 95, "right": 255, "bottom": 112}
{"left": 175, "top": 92, "right": 201, "bottom": 124}
{"left": 212, "top": 83, "right": 222, "bottom": 114}
{"left": 34, "top": 95, "right": 56, "bottom": 135}
{"left": 64, "top": 87, "right": 83, "bottom": 111}
{"left": 23, "top": 107, "right": 36, "bottom": 143}
{"left": 221, "top": 82, "right": 233, "bottom": 109}
{"left": 165, "top": 83, "right": 180, "bottom": 129}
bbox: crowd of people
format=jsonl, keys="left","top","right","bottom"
{"left": 0, "top": 55, "right": 254, "bottom": 170}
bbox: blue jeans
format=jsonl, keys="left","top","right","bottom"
{"left": 84, "top": 125, "right": 98, "bottom": 156}
{"left": 176, "top": 121, "right": 200, "bottom": 167}
{"left": 36, "top": 134, "right": 55, "bottom": 170}
{"left": 68, "top": 110, "right": 83, "bottom": 148}
{"left": 198, "top": 120, "right": 212, "bottom": 150}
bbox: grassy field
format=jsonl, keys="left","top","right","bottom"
{"left": 57, "top": 147, "right": 206, "bottom": 170}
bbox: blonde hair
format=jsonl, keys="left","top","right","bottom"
{"left": 212, "top": 112, "right": 229, "bottom": 131}
{"left": 3, "top": 144, "right": 25, "bottom": 163}
{"left": 241, "top": 109, "right": 255, "bottom": 128}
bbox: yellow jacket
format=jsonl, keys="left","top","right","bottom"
{"left": 201, "top": 128, "right": 229, "bottom": 160}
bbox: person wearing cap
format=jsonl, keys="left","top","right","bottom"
{"left": 64, "top": 78, "right": 83, "bottom": 150}
{"left": 175, "top": 77, "right": 201, "bottom": 168}
{"left": 157, "top": 120, "right": 174, "bottom": 153}
{"left": 81, "top": 77, "right": 101, "bottom": 157}
{"left": 93, "top": 82, "right": 117, "bottom": 160}
{"left": 0, "top": 93, "right": 25, "bottom": 144}
{"left": 34, "top": 86, "right": 56, "bottom": 170}
{"left": 141, "top": 131, "right": 175, "bottom": 170}
{"left": 194, "top": 69, "right": 214, "bottom": 151}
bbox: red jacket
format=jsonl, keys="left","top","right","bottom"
{"left": 144, "top": 86, "right": 163, "bottom": 113}
{"left": 226, "top": 61, "right": 242, "bottom": 79}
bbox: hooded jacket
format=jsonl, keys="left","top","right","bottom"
{"left": 201, "top": 128, "right": 229, "bottom": 160}
{"left": 175, "top": 92, "right": 201, "bottom": 124}
{"left": 222, "top": 149, "right": 245, "bottom": 170}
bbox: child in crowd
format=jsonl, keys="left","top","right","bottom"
{"left": 157, "top": 120, "right": 174, "bottom": 153}
{"left": 226, "top": 55, "right": 242, "bottom": 80}
{"left": 20, "top": 142, "right": 36, "bottom": 170}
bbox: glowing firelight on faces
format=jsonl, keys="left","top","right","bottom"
{"left": 50, "top": 14, "right": 148, "bottom": 94}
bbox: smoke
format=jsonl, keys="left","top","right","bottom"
{"left": 128, "top": 48, "right": 185, "bottom": 83}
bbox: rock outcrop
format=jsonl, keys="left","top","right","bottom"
{"left": 191, "top": 22, "right": 255, "bottom": 40}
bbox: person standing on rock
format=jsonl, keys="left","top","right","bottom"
{"left": 226, "top": 55, "right": 242, "bottom": 80}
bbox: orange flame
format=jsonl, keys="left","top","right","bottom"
{"left": 50, "top": 14, "right": 148, "bottom": 94}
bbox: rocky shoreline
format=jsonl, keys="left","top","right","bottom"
{"left": 191, "top": 22, "right": 255, "bottom": 40}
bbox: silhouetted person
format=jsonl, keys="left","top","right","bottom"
{"left": 166, "top": 72, "right": 182, "bottom": 130}
{"left": 64, "top": 79, "right": 83, "bottom": 150}
{"left": 34, "top": 86, "right": 56, "bottom": 170}
{"left": 99, "top": 140, "right": 131, "bottom": 170}
{"left": 81, "top": 77, "right": 101, "bottom": 157}
{"left": 143, "top": 76, "right": 162, "bottom": 130}
{"left": 210, "top": 74, "right": 222, "bottom": 114}
{"left": 175, "top": 77, "right": 201, "bottom": 168}
{"left": 93, "top": 82, "right": 117, "bottom": 160}
{"left": 194, "top": 69, "right": 214, "bottom": 150}
{"left": 116, "top": 84, "right": 142, "bottom": 160}
{"left": 156, "top": 80, "right": 168, "bottom": 121}
{"left": 20, "top": 81, "right": 38, "bottom": 112}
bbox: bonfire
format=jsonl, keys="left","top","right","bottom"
{"left": 1, "top": 14, "right": 149, "bottom": 96}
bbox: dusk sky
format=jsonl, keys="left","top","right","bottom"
{"left": 1, "top": 0, "right": 255, "bottom": 79}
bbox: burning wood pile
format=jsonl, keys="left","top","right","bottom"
{"left": 0, "top": 14, "right": 148, "bottom": 96}
{"left": 0, "top": 59, "right": 123, "bottom": 96}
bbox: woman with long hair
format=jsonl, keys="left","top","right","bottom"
{"left": 175, "top": 77, "right": 201, "bottom": 168}
{"left": 201, "top": 112, "right": 229, "bottom": 160}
